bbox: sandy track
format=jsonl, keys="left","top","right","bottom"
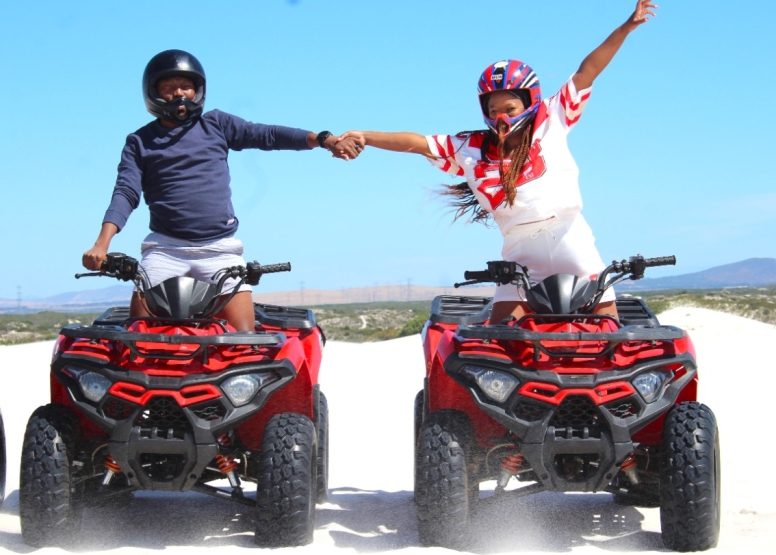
{"left": 0, "top": 307, "right": 774, "bottom": 553}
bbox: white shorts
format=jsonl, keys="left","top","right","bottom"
{"left": 138, "top": 232, "right": 252, "bottom": 294}
{"left": 493, "top": 215, "right": 616, "bottom": 304}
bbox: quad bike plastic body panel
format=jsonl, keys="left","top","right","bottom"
{"left": 422, "top": 294, "right": 699, "bottom": 492}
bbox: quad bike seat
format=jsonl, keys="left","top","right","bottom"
{"left": 614, "top": 297, "right": 660, "bottom": 327}
{"left": 254, "top": 303, "right": 317, "bottom": 330}
{"left": 430, "top": 296, "right": 492, "bottom": 325}
{"left": 430, "top": 295, "right": 660, "bottom": 328}
{"left": 92, "top": 306, "right": 131, "bottom": 326}
{"left": 90, "top": 304, "right": 318, "bottom": 332}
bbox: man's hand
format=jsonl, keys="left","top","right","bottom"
{"left": 337, "top": 130, "right": 432, "bottom": 156}
{"left": 82, "top": 246, "right": 108, "bottom": 271}
{"left": 82, "top": 222, "right": 118, "bottom": 270}
{"left": 324, "top": 134, "right": 362, "bottom": 161}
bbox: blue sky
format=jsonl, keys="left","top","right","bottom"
{"left": 0, "top": 1, "right": 773, "bottom": 300}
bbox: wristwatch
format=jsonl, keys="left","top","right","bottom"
{"left": 316, "top": 130, "right": 332, "bottom": 148}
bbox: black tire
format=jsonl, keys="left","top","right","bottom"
{"left": 315, "top": 392, "right": 329, "bottom": 504}
{"left": 412, "top": 390, "right": 424, "bottom": 501}
{"left": 255, "top": 413, "right": 317, "bottom": 547}
{"left": 0, "top": 408, "right": 6, "bottom": 509}
{"left": 659, "top": 402, "right": 721, "bottom": 552}
{"left": 415, "top": 410, "right": 473, "bottom": 548}
{"left": 19, "top": 404, "right": 83, "bottom": 547}
{"left": 413, "top": 389, "right": 423, "bottom": 447}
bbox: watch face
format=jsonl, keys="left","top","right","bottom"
{"left": 317, "top": 131, "right": 332, "bottom": 147}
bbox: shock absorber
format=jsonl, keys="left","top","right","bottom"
{"left": 621, "top": 452, "right": 639, "bottom": 485}
{"left": 496, "top": 451, "right": 524, "bottom": 493}
{"left": 103, "top": 455, "right": 121, "bottom": 486}
{"left": 216, "top": 434, "right": 241, "bottom": 488}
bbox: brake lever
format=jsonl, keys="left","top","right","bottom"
{"left": 74, "top": 271, "right": 105, "bottom": 279}
{"left": 454, "top": 279, "right": 481, "bottom": 288}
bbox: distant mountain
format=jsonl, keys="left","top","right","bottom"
{"left": 617, "top": 258, "right": 776, "bottom": 291}
{"left": 2, "top": 258, "right": 776, "bottom": 313}
{"left": 42, "top": 284, "right": 134, "bottom": 304}
{"left": 0, "top": 284, "right": 133, "bottom": 313}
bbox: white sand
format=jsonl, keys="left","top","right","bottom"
{"left": 0, "top": 307, "right": 774, "bottom": 552}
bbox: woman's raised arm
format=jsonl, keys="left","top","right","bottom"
{"left": 572, "top": 0, "right": 658, "bottom": 91}
{"left": 338, "top": 131, "right": 433, "bottom": 157}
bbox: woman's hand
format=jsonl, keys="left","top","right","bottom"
{"left": 337, "top": 130, "right": 432, "bottom": 156}
{"left": 573, "top": 0, "right": 659, "bottom": 90}
{"left": 338, "top": 131, "right": 366, "bottom": 146}
{"left": 324, "top": 134, "right": 362, "bottom": 161}
{"left": 624, "top": 0, "right": 658, "bottom": 31}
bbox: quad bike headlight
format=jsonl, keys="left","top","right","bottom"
{"left": 460, "top": 365, "right": 519, "bottom": 404}
{"left": 221, "top": 373, "right": 278, "bottom": 407}
{"left": 633, "top": 370, "right": 672, "bottom": 403}
{"left": 77, "top": 371, "right": 112, "bottom": 403}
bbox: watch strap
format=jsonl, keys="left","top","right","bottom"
{"left": 316, "top": 130, "right": 332, "bottom": 148}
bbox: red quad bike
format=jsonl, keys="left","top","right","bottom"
{"left": 415, "top": 255, "right": 720, "bottom": 552}
{"left": 19, "top": 253, "right": 328, "bottom": 548}
{"left": 0, "top": 407, "right": 5, "bottom": 508}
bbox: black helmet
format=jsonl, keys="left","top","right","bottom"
{"left": 142, "top": 49, "right": 206, "bottom": 124}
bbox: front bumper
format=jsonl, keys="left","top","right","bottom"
{"left": 444, "top": 352, "right": 697, "bottom": 492}
{"left": 52, "top": 354, "right": 296, "bottom": 491}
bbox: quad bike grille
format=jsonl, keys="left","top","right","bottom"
{"left": 605, "top": 398, "right": 640, "bottom": 420}
{"left": 191, "top": 400, "right": 227, "bottom": 421}
{"left": 512, "top": 401, "right": 551, "bottom": 422}
{"left": 139, "top": 453, "right": 187, "bottom": 482}
{"left": 549, "top": 395, "right": 604, "bottom": 436}
{"left": 102, "top": 396, "right": 136, "bottom": 420}
{"left": 136, "top": 396, "right": 191, "bottom": 438}
{"left": 553, "top": 453, "right": 601, "bottom": 483}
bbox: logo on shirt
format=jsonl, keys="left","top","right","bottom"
{"left": 473, "top": 140, "right": 547, "bottom": 209}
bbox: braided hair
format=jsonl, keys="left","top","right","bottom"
{"left": 441, "top": 124, "right": 534, "bottom": 224}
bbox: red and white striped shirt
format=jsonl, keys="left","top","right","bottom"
{"left": 426, "top": 78, "right": 592, "bottom": 236}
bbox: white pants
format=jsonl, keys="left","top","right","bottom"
{"left": 493, "top": 215, "right": 615, "bottom": 304}
{"left": 139, "top": 233, "right": 252, "bottom": 294}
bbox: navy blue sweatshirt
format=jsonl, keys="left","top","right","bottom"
{"left": 103, "top": 109, "right": 312, "bottom": 242}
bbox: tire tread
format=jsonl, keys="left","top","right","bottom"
{"left": 254, "top": 412, "right": 316, "bottom": 547}
{"left": 660, "top": 401, "right": 720, "bottom": 552}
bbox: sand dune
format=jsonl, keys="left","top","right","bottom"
{"left": 0, "top": 307, "right": 774, "bottom": 553}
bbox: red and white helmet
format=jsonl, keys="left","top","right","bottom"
{"left": 478, "top": 60, "right": 541, "bottom": 137}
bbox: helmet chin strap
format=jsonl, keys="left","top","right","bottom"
{"left": 486, "top": 102, "right": 537, "bottom": 140}
{"left": 495, "top": 116, "right": 512, "bottom": 140}
{"left": 161, "top": 97, "right": 200, "bottom": 123}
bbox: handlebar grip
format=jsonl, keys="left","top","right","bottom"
{"left": 643, "top": 255, "right": 676, "bottom": 268}
{"left": 260, "top": 262, "right": 292, "bottom": 274}
{"left": 463, "top": 270, "right": 491, "bottom": 281}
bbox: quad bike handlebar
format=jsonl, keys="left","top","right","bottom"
{"left": 76, "top": 253, "right": 291, "bottom": 286}
{"left": 456, "top": 254, "right": 675, "bottom": 288}
{"left": 608, "top": 255, "right": 676, "bottom": 280}
{"left": 456, "top": 254, "right": 676, "bottom": 314}
{"left": 458, "top": 261, "right": 532, "bottom": 289}
{"left": 75, "top": 253, "right": 292, "bottom": 320}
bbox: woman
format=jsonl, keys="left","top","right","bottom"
{"left": 341, "top": 0, "right": 657, "bottom": 322}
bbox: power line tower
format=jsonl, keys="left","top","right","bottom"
{"left": 406, "top": 278, "right": 412, "bottom": 301}
{"left": 17, "top": 285, "right": 22, "bottom": 313}
{"left": 299, "top": 281, "right": 305, "bottom": 305}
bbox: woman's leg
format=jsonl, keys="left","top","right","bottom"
{"left": 491, "top": 299, "right": 618, "bottom": 323}
{"left": 594, "top": 300, "right": 618, "bottom": 318}
{"left": 490, "top": 301, "right": 530, "bottom": 323}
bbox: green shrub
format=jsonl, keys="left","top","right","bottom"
{"left": 399, "top": 314, "right": 429, "bottom": 337}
